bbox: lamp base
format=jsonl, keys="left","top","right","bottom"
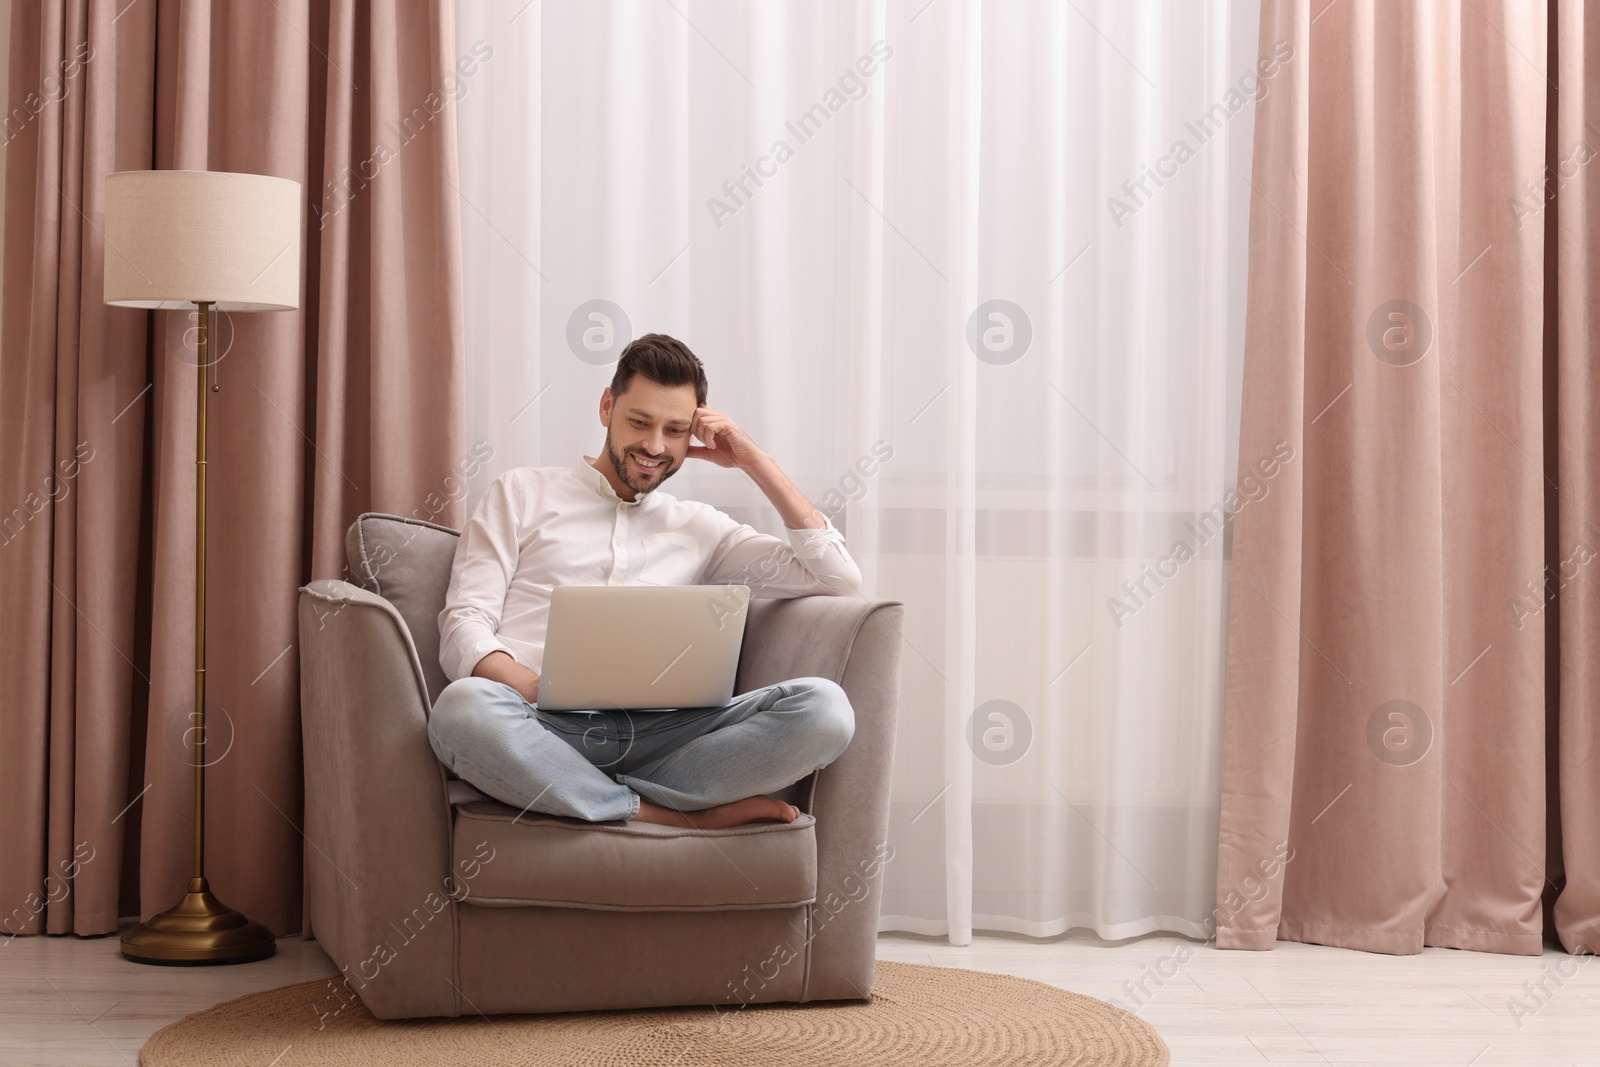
{"left": 120, "top": 877, "right": 276, "bottom": 966}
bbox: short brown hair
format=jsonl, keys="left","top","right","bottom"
{"left": 609, "top": 333, "right": 708, "bottom": 407}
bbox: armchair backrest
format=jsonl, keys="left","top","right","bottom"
{"left": 340, "top": 511, "right": 867, "bottom": 712}
{"left": 344, "top": 513, "right": 460, "bottom": 705}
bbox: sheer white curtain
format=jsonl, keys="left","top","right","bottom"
{"left": 454, "top": 0, "right": 1262, "bottom": 943}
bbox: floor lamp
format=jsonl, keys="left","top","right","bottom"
{"left": 103, "top": 170, "right": 302, "bottom": 965}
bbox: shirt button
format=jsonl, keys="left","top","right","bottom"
{"left": 608, "top": 578, "right": 619, "bottom": 586}
{"left": 613, "top": 537, "right": 623, "bottom": 548}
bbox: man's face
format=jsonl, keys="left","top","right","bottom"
{"left": 600, "top": 377, "right": 698, "bottom": 498}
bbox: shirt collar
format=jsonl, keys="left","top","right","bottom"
{"left": 574, "top": 453, "right": 656, "bottom": 508}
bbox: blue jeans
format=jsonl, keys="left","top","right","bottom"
{"left": 426, "top": 676, "right": 855, "bottom": 822}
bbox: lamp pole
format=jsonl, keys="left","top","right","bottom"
{"left": 120, "top": 301, "right": 276, "bottom": 965}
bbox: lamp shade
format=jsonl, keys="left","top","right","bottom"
{"left": 103, "top": 170, "right": 302, "bottom": 311}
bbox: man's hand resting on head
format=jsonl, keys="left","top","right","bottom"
{"left": 472, "top": 650, "right": 541, "bottom": 705}
{"left": 688, "top": 404, "right": 830, "bottom": 532}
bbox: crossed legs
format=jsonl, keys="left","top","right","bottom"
{"left": 427, "top": 675, "right": 855, "bottom": 826}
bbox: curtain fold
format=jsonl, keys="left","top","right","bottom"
{"left": 1217, "top": 0, "right": 1598, "bottom": 956}
{"left": 1551, "top": 0, "right": 1600, "bottom": 955}
{"left": 0, "top": 0, "right": 467, "bottom": 939}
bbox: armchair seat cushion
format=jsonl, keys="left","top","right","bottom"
{"left": 452, "top": 801, "right": 819, "bottom": 912}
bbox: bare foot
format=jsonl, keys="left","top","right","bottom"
{"left": 631, "top": 796, "right": 800, "bottom": 828}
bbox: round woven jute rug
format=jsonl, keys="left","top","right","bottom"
{"left": 141, "top": 959, "right": 1169, "bottom": 1066}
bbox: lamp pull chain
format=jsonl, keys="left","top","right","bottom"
{"left": 211, "top": 306, "right": 219, "bottom": 392}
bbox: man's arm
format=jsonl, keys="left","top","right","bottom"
{"left": 743, "top": 453, "right": 826, "bottom": 531}
{"left": 688, "top": 407, "right": 863, "bottom": 597}
{"left": 472, "top": 650, "right": 540, "bottom": 704}
{"left": 701, "top": 507, "right": 863, "bottom": 597}
{"left": 437, "top": 471, "right": 528, "bottom": 683}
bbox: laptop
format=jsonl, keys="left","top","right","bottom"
{"left": 534, "top": 584, "right": 752, "bottom": 711}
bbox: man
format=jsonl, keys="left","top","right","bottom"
{"left": 429, "top": 333, "right": 862, "bottom": 829}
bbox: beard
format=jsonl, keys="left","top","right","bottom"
{"left": 605, "top": 429, "right": 679, "bottom": 496}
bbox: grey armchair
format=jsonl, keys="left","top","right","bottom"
{"left": 296, "top": 512, "right": 903, "bottom": 1020}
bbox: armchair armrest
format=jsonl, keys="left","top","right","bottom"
{"left": 297, "top": 578, "right": 459, "bottom": 1019}
{"left": 734, "top": 595, "right": 905, "bottom": 1001}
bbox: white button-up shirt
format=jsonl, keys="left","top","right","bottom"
{"left": 436, "top": 454, "right": 863, "bottom": 682}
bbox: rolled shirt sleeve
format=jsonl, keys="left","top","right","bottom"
{"left": 437, "top": 471, "right": 524, "bottom": 681}
{"left": 700, "top": 507, "right": 863, "bottom": 597}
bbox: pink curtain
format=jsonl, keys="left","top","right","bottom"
{"left": 1, "top": 0, "right": 466, "bottom": 939}
{"left": 1217, "top": 0, "right": 1599, "bottom": 956}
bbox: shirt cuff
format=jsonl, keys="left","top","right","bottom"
{"left": 785, "top": 512, "right": 846, "bottom": 559}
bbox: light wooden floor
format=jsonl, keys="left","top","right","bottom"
{"left": 2, "top": 922, "right": 1597, "bottom": 1064}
